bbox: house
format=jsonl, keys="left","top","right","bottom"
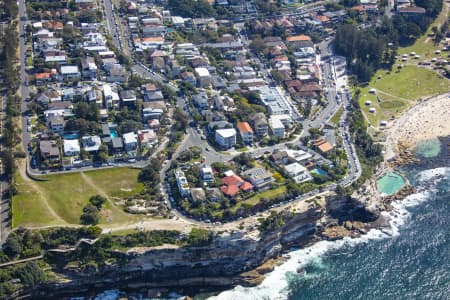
{"left": 211, "top": 75, "right": 227, "bottom": 90}
{"left": 60, "top": 65, "right": 81, "bottom": 80}
{"left": 249, "top": 113, "right": 269, "bottom": 137}
{"left": 44, "top": 101, "right": 74, "bottom": 120}
{"left": 398, "top": 6, "right": 426, "bottom": 17}
{"left": 148, "top": 119, "right": 160, "bottom": 131}
{"left": 192, "top": 93, "right": 209, "bottom": 111}
{"left": 286, "top": 35, "right": 312, "bottom": 50}
{"left": 107, "top": 64, "right": 129, "bottom": 83}
{"left": 191, "top": 188, "right": 206, "bottom": 202}
{"left": 203, "top": 110, "right": 225, "bottom": 123}
{"left": 63, "top": 139, "right": 80, "bottom": 156}
{"left": 120, "top": 90, "right": 137, "bottom": 106}
{"left": 122, "top": 132, "right": 138, "bottom": 152}
{"left": 142, "top": 107, "right": 164, "bottom": 121}
{"left": 48, "top": 116, "right": 65, "bottom": 133}
{"left": 220, "top": 173, "right": 253, "bottom": 197}
{"left": 284, "top": 163, "right": 313, "bottom": 184}
{"left": 82, "top": 135, "right": 102, "bottom": 152}
{"left": 142, "top": 84, "right": 164, "bottom": 101}
{"left": 195, "top": 67, "right": 212, "bottom": 87}
{"left": 208, "top": 120, "right": 232, "bottom": 132}
{"left": 269, "top": 116, "right": 285, "bottom": 138}
{"left": 138, "top": 129, "right": 157, "bottom": 147}
{"left": 111, "top": 137, "right": 124, "bottom": 153}
{"left": 175, "top": 169, "right": 190, "bottom": 197}
{"left": 205, "top": 187, "right": 223, "bottom": 202}
{"left": 40, "top": 140, "right": 60, "bottom": 162}
{"left": 101, "top": 123, "right": 111, "bottom": 137}
{"left": 35, "top": 72, "right": 53, "bottom": 85}
{"left": 215, "top": 128, "right": 236, "bottom": 150}
{"left": 81, "top": 57, "right": 98, "bottom": 80}
{"left": 180, "top": 71, "right": 197, "bottom": 86}
{"left": 75, "top": 0, "right": 94, "bottom": 10}
{"left": 271, "top": 150, "right": 289, "bottom": 165}
{"left": 201, "top": 166, "right": 214, "bottom": 183}
{"left": 237, "top": 122, "right": 254, "bottom": 145}
{"left": 37, "top": 90, "right": 61, "bottom": 105}
{"left": 286, "top": 149, "right": 312, "bottom": 164}
{"left": 102, "top": 84, "right": 120, "bottom": 109}
{"left": 243, "top": 167, "right": 273, "bottom": 190}
{"left": 312, "top": 139, "right": 333, "bottom": 154}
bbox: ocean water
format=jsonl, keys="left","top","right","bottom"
{"left": 414, "top": 138, "right": 441, "bottom": 158}
{"left": 210, "top": 166, "right": 450, "bottom": 300}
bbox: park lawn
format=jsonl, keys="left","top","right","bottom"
{"left": 358, "top": 66, "right": 449, "bottom": 127}
{"left": 231, "top": 185, "right": 287, "bottom": 212}
{"left": 30, "top": 172, "right": 99, "bottom": 224}
{"left": 83, "top": 167, "right": 144, "bottom": 198}
{"left": 401, "top": 2, "right": 449, "bottom": 61}
{"left": 12, "top": 174, "right": 65, "bottom": 227}
{"left": 13, "top": 168, "right": 143, "bottom": 227}
{"left": 330, "top": 106, "right": 344, "bottom": 126}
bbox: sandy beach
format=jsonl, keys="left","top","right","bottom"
{"left": 384, "top": 92, "right": 450, "bottom": 160}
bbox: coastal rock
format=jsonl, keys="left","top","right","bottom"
{"left": 321, "top": 226, "right": 353, "bottom": 240}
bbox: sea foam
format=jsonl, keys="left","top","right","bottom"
{"left": 209, "top": 167, "right": 450, "bottom": 300}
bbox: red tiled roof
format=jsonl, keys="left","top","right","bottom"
{"left": 286, "top": 35, "right": 311, "bottom": 42}
{"left": 220, "top": 185, "right": 239, "bottom": 197}
{"left": 35, "top": 72, "right": 51, "bottom": 80}
{"left": 221, "top": 175, "right": 244, "bottom": 187}
{"left": 237, "top": 122, "right": 253, "bottom": 134}
{"left": 240, "top": 181, "right": 254, "bottom": 191}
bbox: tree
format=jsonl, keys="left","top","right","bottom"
{"left": 17, "top": 262, "right": 46, "bottom": 287}
{"left": 80, "top": 204, "right": 100, "bottom": 225}
{"left": 249, "top": 36, "right": 266, "bottom": 54}
{"left": 3, "top": 234, "right": 22, "bottom": 258}
{"left": 89, "top": 195, "right": 107, "bottom": 209}
{"left": 167, "top": 0, "right": 215, "bottom": 17}
{"left": 138, "top": 158, "right": 161, "bottom": 185}
{"left": 187, "top": 228, "right": 213, "bottom": 247}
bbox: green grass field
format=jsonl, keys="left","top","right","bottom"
{"left": 330, "top": 107, "right": 344, "bottom": 126}
{"left": 358, "top": 66, "right": 449, "bottom": 126}
{"left": 13, "top": 168, "right": 144, "bottom": 227}
{"left": 230, "top": 185, "right": 287, "bottom": 212}
{"left": 401, "top": 3, "right": 449, "bottom": 62}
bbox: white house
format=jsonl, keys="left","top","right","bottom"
{"left": 195, "top": 67, "right": 211, "bottom": 87}
{"left": 82, "top": 135, "right": 102, "bottom": 152}
{"left": 175, "top": 169, "right": 190, "bottom": 197}
{"left": 284, "top": 163, "right": 313, "bottom": 184}
{"left": 123, "top": 132, "right": 138, "bottom": 151}
{"left": 64, "top": 139, "right": 80, "bottom": 156}
{"left": 201, "top": 166, "right": 214, "bottom": 183}
{"left": 60, "top": 65, "right": 81, "bottom": 80}
{"left": 269, "top": 116, "right": 285, "bottom": 138}
{"left": 103, "top": 84, "right": 120, "bottom": 109}
{"left": 215, "top": 128, "right": 236, "bottom": 150}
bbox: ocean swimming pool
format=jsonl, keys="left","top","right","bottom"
{"left": 377, "top": 172, "right": 406, "bottom": 195}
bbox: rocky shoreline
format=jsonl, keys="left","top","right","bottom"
{"left": 16, "top": 195, "right": 388, "bottom": 299}
{"left": 15, "top": 137, "right": 446, "bottom": 300}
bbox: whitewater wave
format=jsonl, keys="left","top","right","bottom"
{"left": 209, "top": 167, "right": 450, "bottom": 300}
